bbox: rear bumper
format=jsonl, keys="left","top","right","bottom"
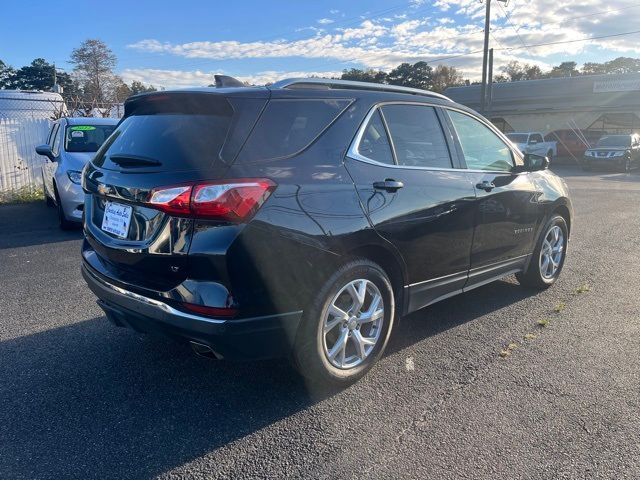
{"left": 82, "top": 262, "right": 303, "bottom": 360}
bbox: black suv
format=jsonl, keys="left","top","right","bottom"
{"left": 582, "top": 133, "right": 640, "bottom": 172}
{"left": 81, "top": 78, "right": 572, "bottom": 386}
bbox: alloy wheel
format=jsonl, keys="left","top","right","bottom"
{"left": 322, "top": 279, "right": 384, "bottom": 369}
{"left": 539, "top": 225, "right": 564, "bottom": 279}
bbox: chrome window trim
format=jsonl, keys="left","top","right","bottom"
{"left": 347, "top": 101, "right": 524, "bottom": 174}
{"left": 407, "top": 269, "right": 467, "bottom": 288}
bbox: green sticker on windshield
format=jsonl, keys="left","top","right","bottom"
{"left": 70, "top": 125, "right": 96, "bottom": 131}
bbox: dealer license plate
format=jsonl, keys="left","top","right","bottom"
{"left": 101, "top": 201, "right": 133, "bottom": 239}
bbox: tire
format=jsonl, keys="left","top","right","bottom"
{"left": 292, "top": 259, "right": 395, "bottom": 388}
{"left": 517, "top": 215, "right": 568, "bottom": 289}
{"left": 54, "top": 184, "right": 75, "bottom": 230}
{"left": 622, "top": 158, "right": 631, "bottom": 173}
{"left": 44, "top": 180, "right": 55, "bottom": 207}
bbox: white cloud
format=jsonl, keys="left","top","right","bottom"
{"left": 339, "top": 20, "right": 388, "bottom": 41}
{"left": 124, "top": 0, "right": 640, "bottom": 85}
{"left": 120, "top": 68, "right": 344, "bottom": 89}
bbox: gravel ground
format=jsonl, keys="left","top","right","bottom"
{"left": 1, "top": 166, "right": 638, "bottom": 479}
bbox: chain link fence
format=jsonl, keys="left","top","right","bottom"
{"left": 0, "top": 92, "right": 123, "bottom": 198}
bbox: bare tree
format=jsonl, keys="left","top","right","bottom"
{"left": 431, "top": 65, "right": 464, "bottom": 93}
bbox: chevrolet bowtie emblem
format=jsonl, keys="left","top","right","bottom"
{"left": 97, "top": 184, "right": 110, "bottom": 195}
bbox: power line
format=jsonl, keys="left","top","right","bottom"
{"left": 51, "top": 7, "right": 640, "bottom": 83}
{"left": 484, "top": 2, "right": 640, "bottom": 48}
{"left": 494, "top": 28, "right": 640, "bottom": 52}
{"left": 495, "top": 0, "right": 532, "bottom": 56}
{"left": 128, "top": 9, "right": 640, "bottom": 77}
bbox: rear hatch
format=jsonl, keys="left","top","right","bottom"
{"left": 83, "top": 89, "right": 269, "bottom": 290}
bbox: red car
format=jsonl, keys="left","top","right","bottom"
{"left": 545, "top": 129, "right": 606, "bottom": 160}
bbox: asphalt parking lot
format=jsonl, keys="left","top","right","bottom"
{"left": 1, "top": 166, "right": 639, "bottom": 479}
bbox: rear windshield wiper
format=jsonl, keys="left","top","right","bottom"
{"left": 109, "top": 154, "right": 162, "bottom": 167}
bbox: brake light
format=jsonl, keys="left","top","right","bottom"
{"left": 147, "top": 179, "right": 276, "bottom": 222}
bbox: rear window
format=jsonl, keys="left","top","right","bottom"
{"left": 506, "top": 133, "right": 528, "bottom": 143}
{"left": 93, "top": 113, "right": 232, "bottom": 171}
{"left": 239, "top": 99, "right": 351, "bottom": 161}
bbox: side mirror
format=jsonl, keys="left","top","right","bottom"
{"left": 35, "top": 144, "right": 55, "bottom": 161}
{"left": 523, "top": 153, "right": 549, "bottom": 171}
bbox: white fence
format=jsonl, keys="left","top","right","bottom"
{"left": 0, "top": 117, "right": 51, "bottom": 192}
{"left": 0, "top": 92, "right": 124, "bottom": 194}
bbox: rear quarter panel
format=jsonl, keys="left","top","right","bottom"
{"left": 214, "top": 96, "right": 400, "bottom": 315}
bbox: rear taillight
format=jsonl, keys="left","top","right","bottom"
{"left": 148, "top": 178, "right": 275, "bottom": 222}
{"left": 148, "top": 186, "right": 191, "bottom": 216}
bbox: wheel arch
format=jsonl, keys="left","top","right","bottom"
{"left": 551, "top": 202, "right": 571, "bottom": 236}
{"left": 346, "top": 243, "right": 408, "bottom": 315}
{"left": 51, "top": 178, "right": 60, "bottom": 204}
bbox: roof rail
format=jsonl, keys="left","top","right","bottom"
{"left": 271, "top": 78, "right": 452, "bottom": 101}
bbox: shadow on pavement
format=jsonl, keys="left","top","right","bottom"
{"left": 552, "top": 164, "right": 640, "bottom": 182}
{"left": 0, "top": 277, "right": 536, "bottom": 479}
{"left": 0, "top": 202, "right": 83, "bottom": 249}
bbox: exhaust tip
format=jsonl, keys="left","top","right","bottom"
{"left": 190, "top": 341, "right": 223, "bottom": 360}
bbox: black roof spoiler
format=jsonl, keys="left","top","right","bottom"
{"left": 214, "top": 75, "right": 245, "bottom": 88}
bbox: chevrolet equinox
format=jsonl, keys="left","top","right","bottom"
{"left": 81, "top": 78, "right": 572, "bottom": 386}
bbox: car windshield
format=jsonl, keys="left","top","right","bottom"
{"left": 506, "top": 133, "right": 528, "bottom": 143}
{"left": 597, "top": 135, "right": 631, "bottom": 147}
{"left": 65, "top": 125, "right": 117, "bottom": 152}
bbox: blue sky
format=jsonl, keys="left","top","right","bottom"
{"left": 2, "top": 0, "right": 640, "bottom": 87}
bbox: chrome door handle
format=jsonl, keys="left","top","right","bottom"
{"left": 476, "top": 181, "right": 495, "bottom": 192}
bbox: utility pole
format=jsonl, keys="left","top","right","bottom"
{"left": 480, "top": 0, "right": 507, "bottom": 113}
{"left": 487, "top": 48, "right": 494, "bottom": 118}
{"left": 480, "top": 0, "right": 491, "bottom": 114}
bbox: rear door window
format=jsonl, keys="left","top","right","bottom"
{"left": 240, "top": 99, "right": 351, "bottom": 161}
{"left": 356, "top": 110, "right": 394, "bottom": 165}
{"left": 380, "top": 104, "right": 452, "bottom": 168}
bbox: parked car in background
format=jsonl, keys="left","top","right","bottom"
{"left": 544, "top": 129, "right": 606, "bottom": 160}
{"left": 582, "top": 134, "right": 640, "bottom": 172}
{"left": 506, "top": 132, "right": 557, "bottom": 160}
{"left": 36, "top": 118, "right": 118, "bottom": 229}
{"left": 81, "top": 78, "right": 572, "bottom": 387}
